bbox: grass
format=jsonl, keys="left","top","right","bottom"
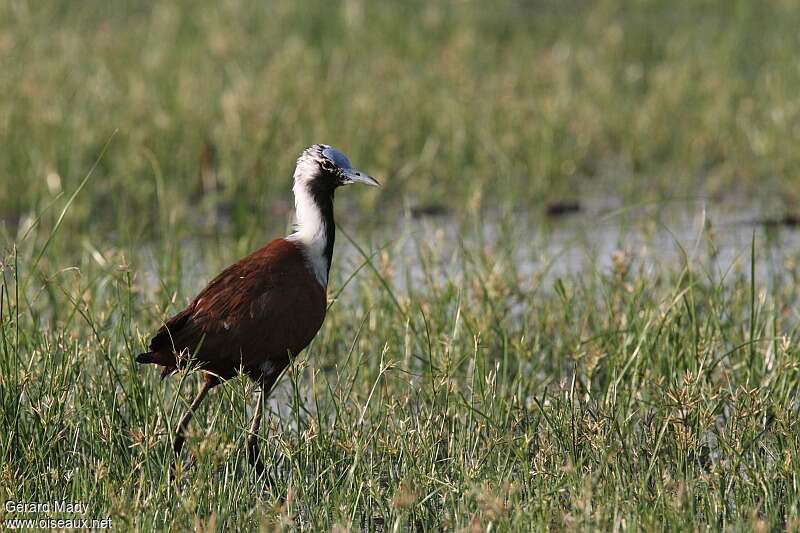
{"left": 2, "top": 0, "right": 800, "bottom": 530}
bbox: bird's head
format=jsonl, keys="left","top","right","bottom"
{"left": 293, "top": 144, "right": 379, "bottom": 194}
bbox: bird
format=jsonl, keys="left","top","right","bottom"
{"left": 136, "top": 144, "right": 379, "bottom": 476}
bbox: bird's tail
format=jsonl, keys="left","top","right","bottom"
{"left": 136, "top": 352, "right": 155, "bottom": 364}
{"left": 136, "top": 351, "right": 178, "bottom": 380}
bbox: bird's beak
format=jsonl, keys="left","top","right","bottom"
{"left": 342, "top": 168, "right": 380, "bottom": 187}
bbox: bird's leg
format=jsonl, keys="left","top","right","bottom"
{"left": 247, "top": 384, "right": 266, "bottom": 476}
{"left": 173, "top": 377, "right": 214, "bottom": 463}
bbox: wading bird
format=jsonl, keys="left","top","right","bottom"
{"left": 136, "top": 144, "right": 379, "bottom": 475}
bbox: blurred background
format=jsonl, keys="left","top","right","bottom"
{"left": 3, "top": 0, "right": 800, "bottom": 250}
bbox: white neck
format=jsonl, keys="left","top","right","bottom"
{"left": 286, "top": 180, "right": 331, "bottom": 288}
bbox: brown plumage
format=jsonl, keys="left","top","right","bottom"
{"left": 136, "top": 144, "right": 379, "bottom": 477}
{"left": 139, "top": 238, "right": 326, "bottom": 383}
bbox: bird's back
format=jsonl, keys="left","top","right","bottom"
{"left": 142, "top": 238, "right": 327, "bottom": 381}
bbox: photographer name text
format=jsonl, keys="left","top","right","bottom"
{"left": 5, "top": 500, "right": 89, "bottom": 514}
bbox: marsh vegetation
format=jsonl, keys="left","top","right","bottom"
{"left": 2, "top": 0, "right": 800, "bottom": 530}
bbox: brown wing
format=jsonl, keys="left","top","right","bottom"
{"left": 148, "top": 238, "right": 327, "bottom": 381}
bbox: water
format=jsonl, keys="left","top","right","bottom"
{"left": 333, "top": 196, "right": 800, "bottom": 294}
{"left": 135, "top": 195, "right": 800, "bottom": 318}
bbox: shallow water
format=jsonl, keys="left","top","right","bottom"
{"left": 333, "top": 196, "right": 800, "bottom": 293}
{"left": 136, "top": 195, "right": 800, "bottom": 312}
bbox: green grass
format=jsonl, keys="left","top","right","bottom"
{"left": 3, "top": 0, "right": 800, "bottom": 530}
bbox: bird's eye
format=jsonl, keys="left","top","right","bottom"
{"left": 320, "top": 159, "right": 335, "bottom": 172}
